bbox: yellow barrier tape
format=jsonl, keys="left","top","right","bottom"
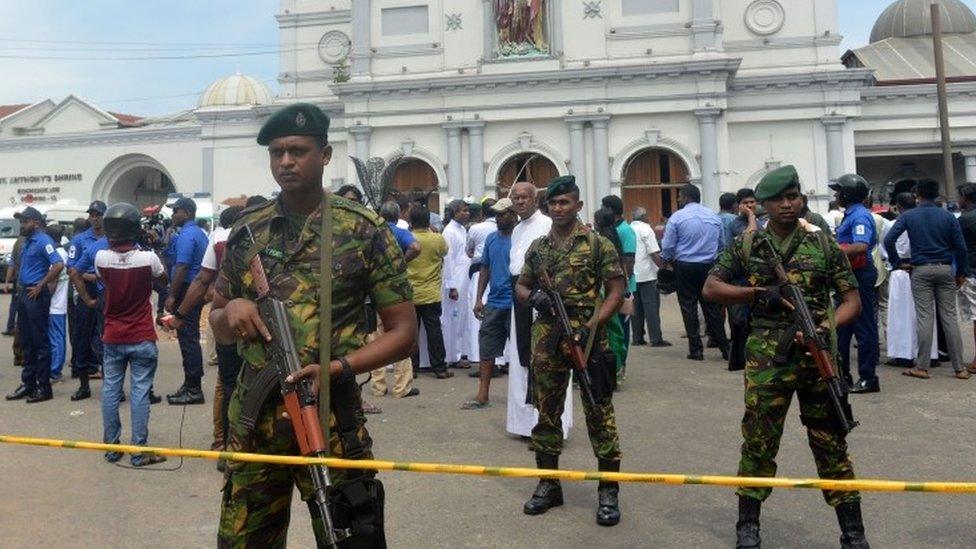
{"left": 2, "top": 434, "right": 975, "bottom": 494}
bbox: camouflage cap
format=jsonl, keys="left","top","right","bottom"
{"left": 755, "top": 165, "right": 800, "bottom": 201}
{"left": 545, "top": 175, "right": 579, "bottom": 199}
{"left": 257, "top": 103, "right": 330, "bottom": 146}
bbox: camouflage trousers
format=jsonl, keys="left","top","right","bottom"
{"left": 530, "top": 316, "right": 621, "bottom": 461}
{"left": 218, "top": 366, "right": 374, "bottom": 549}
{"left": 737, "top": 327, "right": 859, "bottom": 507}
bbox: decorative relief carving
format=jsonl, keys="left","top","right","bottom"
{"left": 583, "top": 1, "right": 602, "bottom": 20}
{"left": 744, "top": 0, "right": 785, "bottom": 36}
{"left": 446, "top": 13, "right": 463, "bottom": 31}
{"left": 318, "top": 30, "right": 351, "bottom": 64}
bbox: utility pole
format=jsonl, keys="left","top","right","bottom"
{"left": 932, "top": 0, "right": 956, "bottom": 196}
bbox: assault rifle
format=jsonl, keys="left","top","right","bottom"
{"left": 246, "top": 227, "right": 350, "bottom": 547}
{"left": 536, "top": 268, "right": 599, "bottom": 408}
{"left": 765, "top": 241, "right": 859, "bottom": 435}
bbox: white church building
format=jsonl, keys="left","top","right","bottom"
{"left": 0, "top": 0, "right": 973, "bottom": 222}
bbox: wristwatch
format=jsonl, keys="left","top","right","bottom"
{"left": 336, "top": 356, "right": 354, "bottom": 383}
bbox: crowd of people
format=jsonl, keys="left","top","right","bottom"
{"left": 6, "top": 101, "right": 976, "bottom": 548}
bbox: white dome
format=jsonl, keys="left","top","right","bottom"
{"left": 871, "top": 0, "right": 976, "bottom": 43}
{"left": 198, "top": 73, "right": 273, "bottom": 108}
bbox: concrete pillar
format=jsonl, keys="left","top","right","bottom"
{"left": 691, "top": 0, "right": 716, "bottom": 51}
{"left": 349, "top": 125, "right": 372, "bottom": 163}
{"left": 350, "top": 0, "right": 371, "bottom": 75}
{"left": 591, "top": 116, "right": 611, "bottom": 201}
{"left": 822, "top": 115, "right": 847, "bottom": 181}
{"left": 567, "top": 120, "right": 586, "bottom": 182}
{"left": 467, "top": 123, "right": 486, "bottom": 200}
{"left": 445, "top": 125, "right": 463, "bottom": 199}
{"left": 963, "top": 152, "right": 976, "bottom": 184}
{"left": 695, "top": 108, "right": 722, "bottom": 209}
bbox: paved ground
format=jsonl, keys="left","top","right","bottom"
{"left": 1, "top": 293, "right": 976, "bottom": 548}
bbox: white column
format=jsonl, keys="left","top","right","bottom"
{"left": 591, "top": 116, "right": 611, "bottom": 201}
{"left": 350, "top": 0, "right": 371, "bottom": 75}
{"left": 567, "top": 119, "right": 586, "bottom": 183}
{"left": 822, "top": 115, "right": 847, "bottom": 181}
{"left": 349, "top": 125, "right": 371, "bottom": 163}
{"left": 965, "top": 153, "right": 976, "bottom": 184}
{"left": 445, "top": 125, "right": 463, "bottom": 199}
{"left": 467, "top": 123, "right": 486, "bottom": 199}
{"left": 695, "top": 108, "right": 722, "bottom": 209}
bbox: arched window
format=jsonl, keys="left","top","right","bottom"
{"left": 495, "top": 153, "right": 559, "bottom": 197}
{"left": 393, "top": 158, "right": 440, "bottom": 214}
{"left": 622, "top": 148, "right": 690, "bottom": 224}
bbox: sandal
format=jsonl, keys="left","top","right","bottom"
{"left": 362, "top": 401, "right": 383, "bottom": 414}
{"left": 460, "top": 399, "right": 491, "bottom": 410}
{"left": 966, "top": 365, "right": 976, "bottom": 375}
{"left": 955, "top": 370, "right": 972, "bottom": 380}
{"left": 902, "top": 368, "right": 931, "bottom": 379}
{"left": 131, "top": 454, "right": 168, "bottom": 467}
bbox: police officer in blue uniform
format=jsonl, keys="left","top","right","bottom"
{"left": 830, "top": 173, "right": 880, "bottom": 394}
{"left": 163, "top": 196, "right": 209, "bottom": 405}
{"left": 70, "top": 229, "right": 109, "bottom": 401}
{"left": 66, "top": 200, "right": 106, "bottom": 400}
{"left": 5, "top": 207, "right": 64, "bottom": 403}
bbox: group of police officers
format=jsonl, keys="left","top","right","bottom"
{"left": 4, "top": 100, "right": 874, "bottom": 547}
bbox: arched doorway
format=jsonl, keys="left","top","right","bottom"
{"left": 495, "top": 153, "right": 559, "bottom": 197}
{"left": 393, "top": 158, "right": 440, "bottom": 214}
{"left": 622, "top": 148, "right": 690, "bottom": 224}
{"left": 93, "top": 154, "right": 177, "bottom": 209}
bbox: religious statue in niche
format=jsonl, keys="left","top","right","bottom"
{"left": 494, "top": 0, "right": 549, "bottom": 57}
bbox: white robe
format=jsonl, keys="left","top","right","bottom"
{"left": 441, "top": 220, "right": 471, "bottom": 363}
{"left": 886, "top": 234, "right": 936, "bottom": 361}
{"left": 505, "top": 308, "right": 574, "bottom": 437}
{"left": 467, "top": 270, "right": 483, "bottom": 362}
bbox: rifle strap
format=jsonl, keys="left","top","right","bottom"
{"left": 318, "top": 192, "right": 333, "bottom": 452}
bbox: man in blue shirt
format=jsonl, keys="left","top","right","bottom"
{"left": 66, "top": 200, "right": 106, "bottom": 401}
{"left": 462, "top": 198, "right": 517, "bottom": 409}
{"left": 830, "top": 173, "right": 880, "bottom": 394}
{"left": 163, "top": 197, "right": 210, "bottom": 405}
{"left": 5, "top": 207, "right": 64, "bottom": 403}
{"left": 660, "top": 184, "right": 728, "bottom": 361}
{"left": 885, "top": 178, "right": 970, "bottom": 380}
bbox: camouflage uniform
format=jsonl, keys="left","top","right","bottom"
{"left": 710, "top": 227, "right": 861, "bottom": 507}
{"left": 215, "top": 195, "right": 412, "bottom": 548}
{"left": 519, "top": 223, "right": 624, "bottom": 461}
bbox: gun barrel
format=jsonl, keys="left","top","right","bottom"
{"left": 308, "top": 457, "right": 351, "bottom": 547}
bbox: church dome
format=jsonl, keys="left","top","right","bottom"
{"left": 198, "top": 73, "right": 274, "bottom": 108}
{"left": 870, "top": 0, "right": 976, "bottom": 43}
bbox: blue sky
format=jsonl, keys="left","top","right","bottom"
{"left": 0, "top": 0, "right": 973, "bottom": 116}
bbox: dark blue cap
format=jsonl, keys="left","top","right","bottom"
{"left": 87, "top": 200, "right": 107, "bottom": 215}
{"left": 14, "top": 206, "right": 45, "bottom": 222}
{"left": 166, "top": 197, "right": 197, "bottom": 215}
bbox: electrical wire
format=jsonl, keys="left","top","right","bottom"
{"left": 112, "top": 402, "right": 187, "bottom": 472}
{"left": 0, "top": 47, "right": 317, "bottom": 61}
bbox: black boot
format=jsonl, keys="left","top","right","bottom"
{"left": 523, "top": 453, "right": 563, "bottom": 515}
{"left": 735, "top": 496, "right": 761, "bottom": 549}
{"left": 596, "top": 459, "right": 620, "bottom": 526}
{"left": 71, "top": 373, "right": 91, "bottom": 401}
{"left": 836, "top": 501, "right": 870, "bottom": 549}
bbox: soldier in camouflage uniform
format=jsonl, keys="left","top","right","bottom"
{"left": 703, "top": 165, "right": 870, "bottom": 549}
{"left": 515, "top": 176, "right": 626, "bottom": 526}
{"left": 210, "top": 103, "right": 416, "bottom": 548}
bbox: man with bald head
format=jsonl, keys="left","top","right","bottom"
{"left": 630, "top": 207, "right": 669, "bottom": 347}
{"left": 507, "top": 181, "right": 556, "bottom": 437}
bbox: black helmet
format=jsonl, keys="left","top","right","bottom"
{"left": 103, "top": 202, "right": 141, "bottom": 242}
{"left": 829, "top": 173, "right": 870, "bottom": 203}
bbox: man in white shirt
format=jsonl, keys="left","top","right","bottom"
{"left": 507, "top": 181, "right": 571, "bottom": 438}
{"left": 630, "top": 207, "right": 670, "bottom": 347}
{"left": 441, "top": 199, "right": 472, "bottom": 368}
{"left": 46, "top": 225, "right": 70, "bottom": 382}
{"left": 465, "top": 199, "right": 498, "bottom": 368}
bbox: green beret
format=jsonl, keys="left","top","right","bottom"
{"left": 257, "top": 103, "right": 330, "bottom": 146}
{"left": 545, "top": 175, "right": 579, "bottom": 199}
{"left": 755, "top": 165, "right": 800, "bottom": 201}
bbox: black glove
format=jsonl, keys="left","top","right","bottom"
{"left": 572, "top": 326, "right": 591, "bottom": 347}
{"left": 528, "top": 289, "right": 553, "bottom": 314}
{"left": 754, "top": 284, "right": 787, "bottom": 311}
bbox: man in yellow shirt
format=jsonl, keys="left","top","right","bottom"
{"left": 408, "top": 205, "right": 453, "bottom": 379}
